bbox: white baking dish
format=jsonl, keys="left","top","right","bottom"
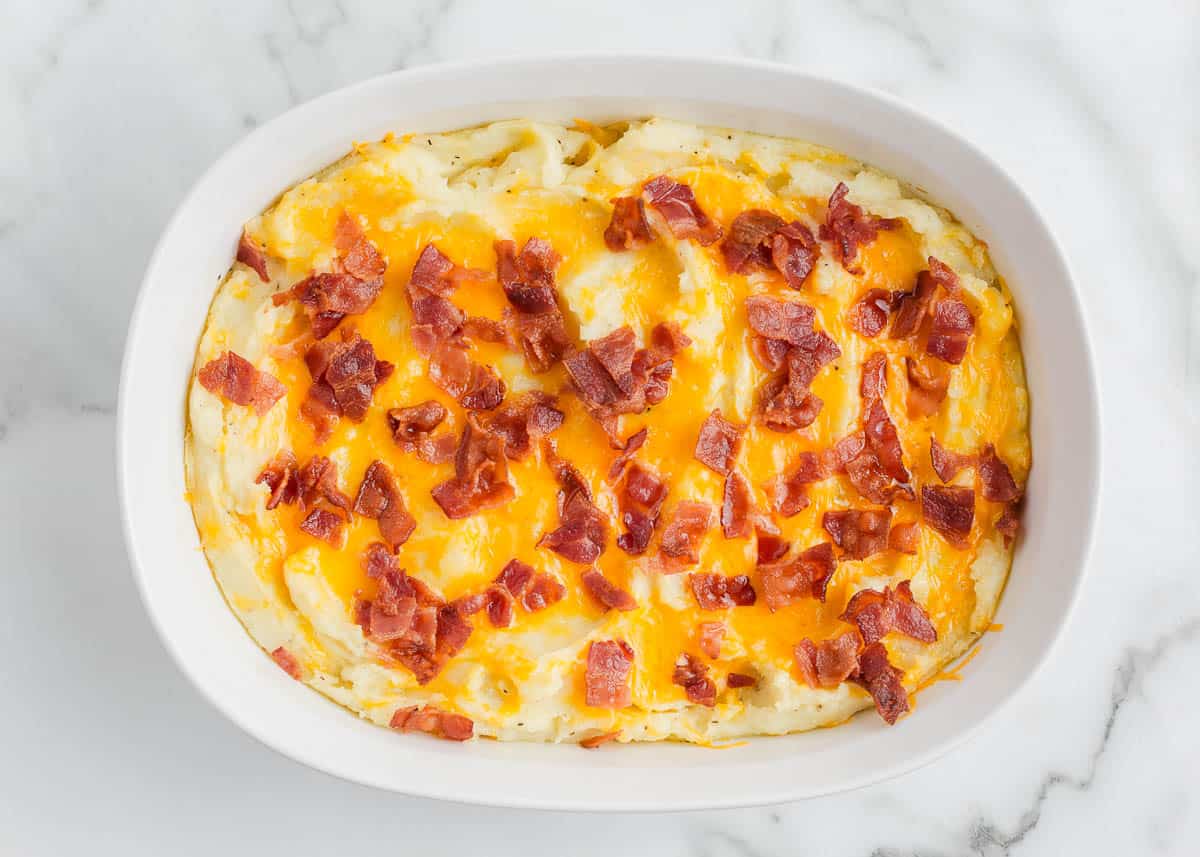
{"left": 117, "top": 55, "right": 1100, "bottom": 810}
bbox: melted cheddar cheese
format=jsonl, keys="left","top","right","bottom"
{"left": 186, "top": 118, "right": 1030, "bottom": 744}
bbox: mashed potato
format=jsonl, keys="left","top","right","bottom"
{"left": 186, "top": 118, "right": 1030, "bottom": 744}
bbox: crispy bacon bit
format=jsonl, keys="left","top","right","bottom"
{"left": 658, "top": 501, "right": 713, "bottom": 570}
{"left": 672, "top": 653, "right": 717, "bottom": 707}
{"left": 270, "top": 646, "right": 302, "bottom": 680}
{"left": 996, "top": 501, "right": 1022, "bottom": 546}
{"left": 930, "top": 437, "right": 974, "bottom": 483}
{"left": 890, "top": 267, "right": 939, "bottom": 340}
{"left": 888, "top": 521, "right": 921, "bottom": 554}
{"left": 480, "top": 391, "right": 564, "bottom": 460}
{"left": 727, "top": 672, "right": 757, "bottom": 689}
{"left": 720, "top": 471, "right": 755, "bottom": 539}
{"left": 616, "top": 462, "right": 668, "bottom": 555}
{"left": 431, "top": 416, "right": 513, "bottom": 519}
{"left": 756, "top": 530, "right": 791, "bottom": 564}
{"left": 860, "top": 352, "right": 888, "bottom": 400}
{"left": 495, "top": 238, "right": 570, "bottom": 372}
{"left": 979, "top": 444, "right": 1021, "bottom": 503}
{"left": 643, "top": 175, "right": 722, "bottom": 245}
{"left": 256, "top": 451, "right": 299, "bottom": 509}
{"left": 921, "top": 485, "right": 975, "bottom": 547}
{"left": 863, "top": 398, "right": 910, "bottom": 485}
{"left": 849, "top": 288, "right": 892, "bottom": 338}
{"left": 522, "top": 573, "right": 566, "bottom": 612}
{"left": 284, "top": 272, "right": 385, "bottom": 340}
{"left": 604, "top": 196, "right": 653, "bottom": 251}
{"left": 690, "top": 573, "right": 756, "bottom": 610}
{"left": 585, "top": 640, "right": 634, "bottom": 708}
{"left": 389, "top": 705, "right": 474, "bottom": 741}
{"left": 768, "top": 451, "right": 827, "bottom": 517}
{"left": 695, "top": 409, "right": 743, "bottom": 476}
{"left": 459, "top": 362, "right": 507, "bottom": 411}
{"left": 926, "top": 298, "right": 975, "bottom": 364}
{"left": 299, "top": 508, "right": 345, "bottom": 545}
{"left": 841, "top": 580, "right": 937, "bottom": 645}
{"left": 237, "top": 231, "right": 270, "bottom": 282}
{"left": 354, "top": 461, "right": 416, "bottom": 551}
{"left": 855, "top": 642, "right": 909, "bottom": 724}
{"left": 608, "top": 427, "right": 648, "bottom": 482}
{"left": 745, "top": 296, "right": 816, "bottom": 345}
{"left": 722, "top": 212, "right": 820, "bottom": 289}
{"left": 300, "top": 331, "right": 392, "bottom": 441}
{"left": 698, "top": 621, "right": 725, "bottom": 659}
{"left": 580, "top": 731, "right": 621, "bottom": 749}
{"left": 759, "top": 542, "right": 837, "bottom": 610}
{"left": 771, "top": 222, "right": 821, "bottom": 289}
{"left": 822, "top": 509, "right": 892, "bottom": 560}
{"left": 793, "top": 632, "right": 860, "bottom": 689}
{"left": 495, "top": 559, "right": 534, "bottom": 597}
{"left": 748, "top": 297, "right": 841, "bottom": 432}
{"left": 481, "top": 586, "right": 514, "bottom": 628}
{"left": 906, "top": 356, "right": 951, "bottom": 418}
{"left": 387, "top": 400, "right": 455, "bottom": 463}
{"left": 296, "top": 455, "right": 353, "bottom": 518}
{"left": 198, "top": 351, "right": 286, "bottom": 416}
{"left": 581, "top": 568, "right": 637, "bottom": 612}
{"left": 539, "top": 453, "right": 607, "bottom": 564}
{"left": 334, "top": 211, "right": 387, "bottom": 281}
{"left": 820, "top": 182, "right": 901, "bottom": 274}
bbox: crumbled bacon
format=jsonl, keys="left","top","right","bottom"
{"left": 720, "top": 471, "right": 756, "bottom": 539}
{"left": 299, "top": 508, "right": 345, "bottom": 545}
{"left": 296, "top": 455, "right": 353, "bottom": 517}
{"left": 237, "top": 230, "right": 270, "bottom": 282}
{"left": 747, "top": 297, "right": 842, "bottom": 432}
{"left": 300, "top": 331, "right": 392, "bottom": 441}
{"left": 822, "top": 509, "right": 892, "bottom": 560}
{"left": 387, "top": 401, "right": 455, "bottom": 463}
{"left": 841, "top": 580, "right": 936, "bottom": 645}
{"left": 672, "top": 653, "right": 717, "bottom": 707}
{"left": 197, "top": 351, "right": 286, "bottom": 416}
{"left": 334, "top": 211, "right": 387, "bottom": 281}
{"left": 860, "top": 352, "right": 888, "bottom": 400}
{"left": 996, "top": 501, "right": 1022, "bottom": 546}
{"left": 607, "top": 427, "right": 648, "bottom": 482}
{"left": 855, "top": 642, "right": 909, "bottom": 724}
{"left": 585, "top": 640, "right": 634, "bottom": 708}
{"left": 604, "top": 196, "right": 654, "bottom": 251}
{"left": 480, "top": 391, "right": 564, "bottom": 460}
{"left": 256, "top": 450, "right": 299, "bottom": 509}
{"left": 281, "top": 272, "right": 385, "bottom": 340}
{"left": 389, "top": 705, "right": 474, "bottom": 741}
{"left": 793, "top": 631, "right": 859, "bottom": 689}
{"left": 722, "top": 211, "right": 819, "bottom": 289}
{"left": 888, "top": 521, "right": 921, "bottom": 554}
{"left": 979, "top": 444, "right": 1021, "bottom": 503}
{"left": 756, "top": 530, "right": 791, "bottom": 564}
{"left": 745, "top": 296, "right": 816, "bottom": 345}
{"left": 354, "top": 461, "right": 416, "bottom": 551}
{"left": 921, "top": 485, "right": 975, "bottom": 547}
{"left": 658, "top": 501, "right": 713, "bottom": 570}
{"left": 616, "top": 462, "right": 668, "bottom": 555}
{"left": 819, "top": 182, "right": 901, "bottom": 274}
{"left": 270, "top": 646, "right": 303, "bottom": 680}
{"left": 539, "top": 451, "right": 607, "bottom": 564}
{"left": 930, "top": 437, "right": 974, "bottom": 483}
{"left": 522, "top": 573, "right": 566, "bottom": 612}
{"left": 863, "top": 398, "right": 909, "bottom": 485}
{"left": 698, "top": 621, "right": 725, "bottom": 659}
{"left": 889, "top": 269, "right": 938, "bottom": 340}
{"left": 690, "top": 573, "right": 756, "bottom": 610}
{"left": 694, "top": 409, "right": 743, "bottom": 475}
{"left": 849, "top": 288, "right": 892, "bottom": 338}
{"left": 770, "top": 222, "right": 821, "bottom": 290}
{"left": 727, "top": 672, "right": 758, "bottom": 689}
{"left": 643, "top": 176, "right": 722, "bottom": 245}
{"left": 495, "top": 238, "right": 570, "bottom": 372}
{"left": 759, "top": 542, "right": 837, "bottom": 610}
{"left": 430, "top": 416, "right": 514, "bottom": 519}
{"left": 581, "top": 568, "right": 637, "bottom": 612}
{"left": 580, "top": 731, "right": 621, "bottom": 749}
{"left": 926, "top": 298, "right": 975, "bottom": 364}
{"left": 495, "top": 559, "right": 534, "bottom": 598}
{"left": 906, "top": 356, "right": 951, "bottom": 418}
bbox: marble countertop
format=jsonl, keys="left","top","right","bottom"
{"left": 3, "top": 1, "right": 1197, "bottom": 854}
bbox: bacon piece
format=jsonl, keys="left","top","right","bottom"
{"left": 694, "top": 409, "right": 743, "bottom": 476}
{"left": 979, "top": 444, "right": 1021, "bottom": 503}
{"left": 690, "top": 573, "right": 756, "bottom": 610}
{"left": 604, "top": 196, "right": 653, "bottom": 251}
{"left": 237, "top": 230, "right": 270, "bottom": 282}
{"left": 905, "top": 356, "right": 951, "bottom": 418}
{"left": 616, "top": 462, "right": 668, "bottom": 555}
{"left": 822, "top": 509, "right": 892, "bottom": 560}
{"left": 256, "top": 451, "right": 299, "bottom": 509}
{"left": 758, "top": 542, "right": 837, "bottom": 610}
{"left": 888, "top": 521, "right": 921, "bottom": 554}
{"left": 270, "top": 646, "right": 302, "bottom": 680}
{"left": 539, "top": 453, "right": 607, "bottom": 564}
{"left": 720, "top": 471, "right": 755, "bottom": 539}
{"left": 495, "top": 239, "right": 570, "bottom": 372}
{"left": 855, "top": 642, "right": 909, "bottom": 724}
{"left": 607, "top": 427, "right": 648, "bottom": 482}
{"left": 722, "top": 209, "right": 785, "bottom": 272}
{"left": 863, "top": 398, "right": 909, "bottom": 484}
{"left": 767, "top": 466, "right": 811, "bottom": 517}
{"left": 770, "top": 221, "right": 820, "bottom": 289}
{"left": 286, "top": 272, "right": 385, "bottom": 340}
{"left": 580, "top": 730, "right": 621, "bottom": 749}
{"left": 930, "top": 437, "right": 974, "bottom": 483}
{"left": 387, "top": 400, "right": 455, "bottom": 463}
{"left": 926, "top": 298, "right": 975, "bottom": 364}
{"left": 727, "top": 672, "right": 757, "bottom": 689}
{"left": 480, "top": 391, "right": 564, "bottom": 460}
{"left": 299, "top": 508, "right": 345, "bottom": 545}
{"left": 672, "top": 653, "right": 717, "bottom": 707}
{"left": 820, "top": 182, "right": 901, "bottom": 274}
{"left": 197, "top": 351, "right": 286, "bottom": 416}
{"left": 793, "top": 631, "right": 860, "bottom": 689}
{"left": 354, "top": 461, "right": 416, "bottom": 551}
{"left": 658, "top": 501, "right": 713, "bottom": 570}
{"left": 581, "top": 568, "right": 637, "bottom": 612}
{"left": 522, "top": 573, "right": 566, "bottom": 612}
{"left": 459, "top": 363, "right": 507, "bottom": 411}
{"left": 860, "top": 351, "right": 888, "bottom": 400}
{"left": 462, "top": 316, "right": 508, "bottom": 345}
{"left": 996, "top": 501, "right": 1021, "bottom": 546}
{"left": 296, "top": 455, "right": 353, "bottom": 517}
{"left": 389, "top": 705, "right": 474, "bottom": 741}
{"left": 431, "top": 416, "right": 513, "bottom": 519}
{"left": 481, "top": 586, "right": 514, "bottom": 628}
{"left": 756, "top": 530, "right": 791, "bottom": 564}
{"left": 842, "top": 443, "right": 898, "bottom": 505}
{"left": 300, "top": 331, "right": 392, "bottom": 440}
{"left": 890, "top": 268, "right": 939, "bottom": 340}
{"left": 849, "top": 288, "right": 891, "bottom": 338}
{"left": 643, "top": 175, "right": 722, "bottom": 245}
{"left": 921, "top": 485, "right": 975, "bottom": 547}
{"left": 495, "top": 559, "right": 534, "bottom": 598}
{"left": 585, "top": 640, "right": 634, "bottom": 708}
{"left": 841, "top": 580, "right": 937, "bottom": 645}
{"left": 334, "top": 211, "right": 387, "bottom": 281}
{"left": 744, "top": 296, "right": 815, "bottom": 345}
{"left": 698, "top": 621, "right": 725, "bottom": 659}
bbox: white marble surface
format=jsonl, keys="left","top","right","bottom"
{"left": 2, "top": 0, "right": 1197, "bottom": 853}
